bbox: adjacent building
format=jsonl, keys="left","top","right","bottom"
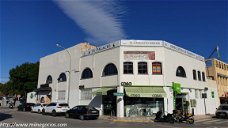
{"left": 37, "top": 40, "right": 220, "bottom": 117}
{"left": 206, "top": 58, "right": 228, "bottom": 103}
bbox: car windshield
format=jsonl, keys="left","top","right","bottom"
{"left": 218, "top": 106, "right": 228, "bottom": 110}
{"left": 59, "top": 103, "right": 69, "bottom": 107}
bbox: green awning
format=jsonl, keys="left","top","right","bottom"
{"left": 92, "top": 87, "right": 115, "bottom": 95}
{"left": 125, "top": 86, "right": 166, "bottom": 98}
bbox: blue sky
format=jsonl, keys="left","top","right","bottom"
{"left": 0, "top": 0, "right": 227, "bottom": 83}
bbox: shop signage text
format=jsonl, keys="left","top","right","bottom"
{"left": 124, "top": 51, "right": 155, "bottom": 60}
{"left": 130, "top": 94, "right": 163, "bottom": 98}
{"left": 121, "top": 82, "right": 132, "bottom": 86}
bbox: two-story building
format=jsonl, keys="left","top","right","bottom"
{"left": 206, "top": 58, "right": 228, "bottom": 103}
{"left": 37, "top": 40, "right": 220, "bottom": 117}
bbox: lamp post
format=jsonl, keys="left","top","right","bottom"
{"left": 56, "top": 43, "right": 71, "bottom": 104}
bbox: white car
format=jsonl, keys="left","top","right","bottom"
{"left": 31, "top": 103, "right": 47, "bottom": 113}
{"left": 42, "top": 102, "right": 69, "bottom": 116}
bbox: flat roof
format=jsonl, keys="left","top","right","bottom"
{"left": 82, "top": 40, "right": 205, "bottom": 61}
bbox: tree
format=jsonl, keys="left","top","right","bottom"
{"left": 8, "top": 62, "right": 39, "bottom": 96}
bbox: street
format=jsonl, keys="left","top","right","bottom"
{"left": 0, "top": 108, "right": 228, "bottom": 128}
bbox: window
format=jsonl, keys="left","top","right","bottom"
{"left": 202, "top": 72, "right": 206, "bottom": 81}
{"left": 58, "top": 73, "right": 67, "bottom": 82}
{"left": 102, "top": 63, "right": 118, "bottom": 76}
{"left": 216, "top": 61, "right": 219, "bottom": 67}
{"left": 80, "top": 89, "right": 92, "bottom": 100}
{"left": 193, "top": 70, "right": 197, "bottom": 80}
{"left": 47, "top": 103, "right": 56, "bottom": 106}
{"left": 58, "top": 90, "right": 66, "bottom": 100}
{"left": 81, "top": 68, "right": 93, "bottom": 79}
{"left": 195, "top": 90, "right": 199, "bottom": 99}
{"left": 138, "top": 62, "right": 148, "bottom": 74}
{"left": 198, "top": 71, "right": 201, "bottom": 81}
{"left": 123, "top": 62, "right": 133, "bottom": 74}
{"left": 176, "top": 66, "right": 186, "bottom": 77}
{"left": 46, "top": 75, "right": 53, "bottom": 84}
{"left": 152, "top": 62, "right": 162, "bottom": 74}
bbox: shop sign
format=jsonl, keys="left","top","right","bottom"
{"left": 124, "top": 51, "right": 155, "bottom": 60}
{"left": 172, "top": 82, "right": 181, "bottom": 94}
{"left": 129, "top": 93, "right": 163, "bottom": 98}
{"left": 113, "top": 92, "right": 124, "bottom": 96}
{"left": 121, "top": 82, "right": 132, "bottom": 86}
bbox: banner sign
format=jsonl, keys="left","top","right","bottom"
{"left": 124, "top": 51, "right": 155, "bottom": 60}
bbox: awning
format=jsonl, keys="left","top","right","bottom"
{"left": 125, "top": 86, "right": 166, "bottom": 98}
{"left": 92, "top": 87, "right": 115, "bottom": 95}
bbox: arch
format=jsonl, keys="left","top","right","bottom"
{"left": 176, "top": 66, "right": 186, "bottom": 77}
{"left": 102, "top": 63, "right": 118, "bottom": 76}
{"left": 58, "top": 72, "right": 67, "bottom": 82}
{"left": 46, "top": 75, "right": 53, "bottom": 84}
{"left": 81, "top": 68, "right": 93, "bottom": 79}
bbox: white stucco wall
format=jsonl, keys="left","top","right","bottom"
{"left": 37, "top": 40, "right": 220, "bottom": 115}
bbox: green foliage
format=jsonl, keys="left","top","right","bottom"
{"left": 0, "top": 62, "right": 39, "bottom": 96}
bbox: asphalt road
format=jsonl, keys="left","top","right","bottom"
{"left": 0, "top": 108, "right": 228, "bottom": 128}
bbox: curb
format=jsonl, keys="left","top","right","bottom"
{"left": 112, "top": 119, "right": 153, "bottom": 123}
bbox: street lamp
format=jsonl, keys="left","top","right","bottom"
{"left": 56, "top": 43, "right": 71, "bottom": 104}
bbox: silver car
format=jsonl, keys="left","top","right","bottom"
{"left": 215, "top": 104, "right": 228, "bottom": 118}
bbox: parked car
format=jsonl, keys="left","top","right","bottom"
{"left": 31, "top": 103, "right": 47, "bottom": 113}
{"left": 17, "top": 103, "right": 35, "bottom": 111}
{"left": 65, "top": 105, "right": 99, "bottom": 120}
{"left": 42, "top": 102, "right": 69, "bottom": 116}
{"left": 215, "top": 104, "right": 228, "bottom": 118}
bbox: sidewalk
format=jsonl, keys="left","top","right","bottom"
{"left": 99, "top": 114, "right": 213, "bottom": 123}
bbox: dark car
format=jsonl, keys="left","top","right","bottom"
{"left": 65, "top": 105, "right": 99, "bottom": 120}
{"left": 215, "top": 104, "right": 228, "bottom": 118}
{"left": 18, "top": 103, "right": 35, "bottom": 111}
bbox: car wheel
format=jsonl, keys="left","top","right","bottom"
{"left": 187, "top": 119, "right": 194, "bottom": 124}
{"left": 52, "top": 110, "right": 57, "bottom": 117}
{"left": 80, "top": 115, "right": 84, "bottom": 120}
{"left": 42, "top": 109, "right": 45, "bottom": 115}
{"left": 65, "top": 113, "right": 70, "bottom": 118}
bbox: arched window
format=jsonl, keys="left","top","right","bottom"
{"left": 176, "top": 66, "right": 186, "bottom": 77}
{"left": 202, "top": 72, "right": 206, "bottom": 82}
{"left": 102, "top": 63, "right": 118, "bottom": 76}
{"left": 123, "top": 62, "right": 133, "bottom": 74}
{"left": 46, "top": 75, "right": 53, "bottom": 84}
{"left": 198, "top": 71, "right": 201, "bottom": 81}
{"left": 81, "top": 68, "right": 93, "bottom": 79}
{"left": 192, "top": 70, "right": 197, "bottom": 80}
{"left": 58, "top": 73, "right": 67, "bottom": 82}
{"left": 152, "top": 62, "right": 162, "bottom": 75}
{"left": 138, "top": 62, "right": 148, "bottom": 74}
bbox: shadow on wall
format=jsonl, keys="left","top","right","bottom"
{"left": 0, "top": 112, "right": 12, "bottom": 121}
{"left": 89, "top": 96, "right": 102, "bottom": 108}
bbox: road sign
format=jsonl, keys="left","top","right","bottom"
{"left": 113, "top": 92, "right": 124, "bottom": 96}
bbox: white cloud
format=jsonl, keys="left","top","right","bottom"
{"left": 54, "top": 0, "right": 126, "bottom": 45}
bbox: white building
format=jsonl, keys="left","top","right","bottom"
{"left": 37, "top": 40, "right": 220, "bottom": 117}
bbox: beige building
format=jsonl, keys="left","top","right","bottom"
{"left": 206, "top": 58, "right": 228, "bottom": 103}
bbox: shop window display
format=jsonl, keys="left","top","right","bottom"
{"left": 125, "top": 97, "right": 164, "bottom": 117}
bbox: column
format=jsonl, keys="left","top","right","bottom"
{"left": 117, "top": 86, "right": 124, "bottom": 117}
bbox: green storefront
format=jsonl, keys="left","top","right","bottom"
{"left": 93, "top": 86, "right": 167, "bottom": 117}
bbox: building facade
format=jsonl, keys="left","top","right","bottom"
{"left": 206, "top": 58, "right": 228, "bottom": 103}
{"left": 37, "top": 40, "right": 220, "bottom": 117}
